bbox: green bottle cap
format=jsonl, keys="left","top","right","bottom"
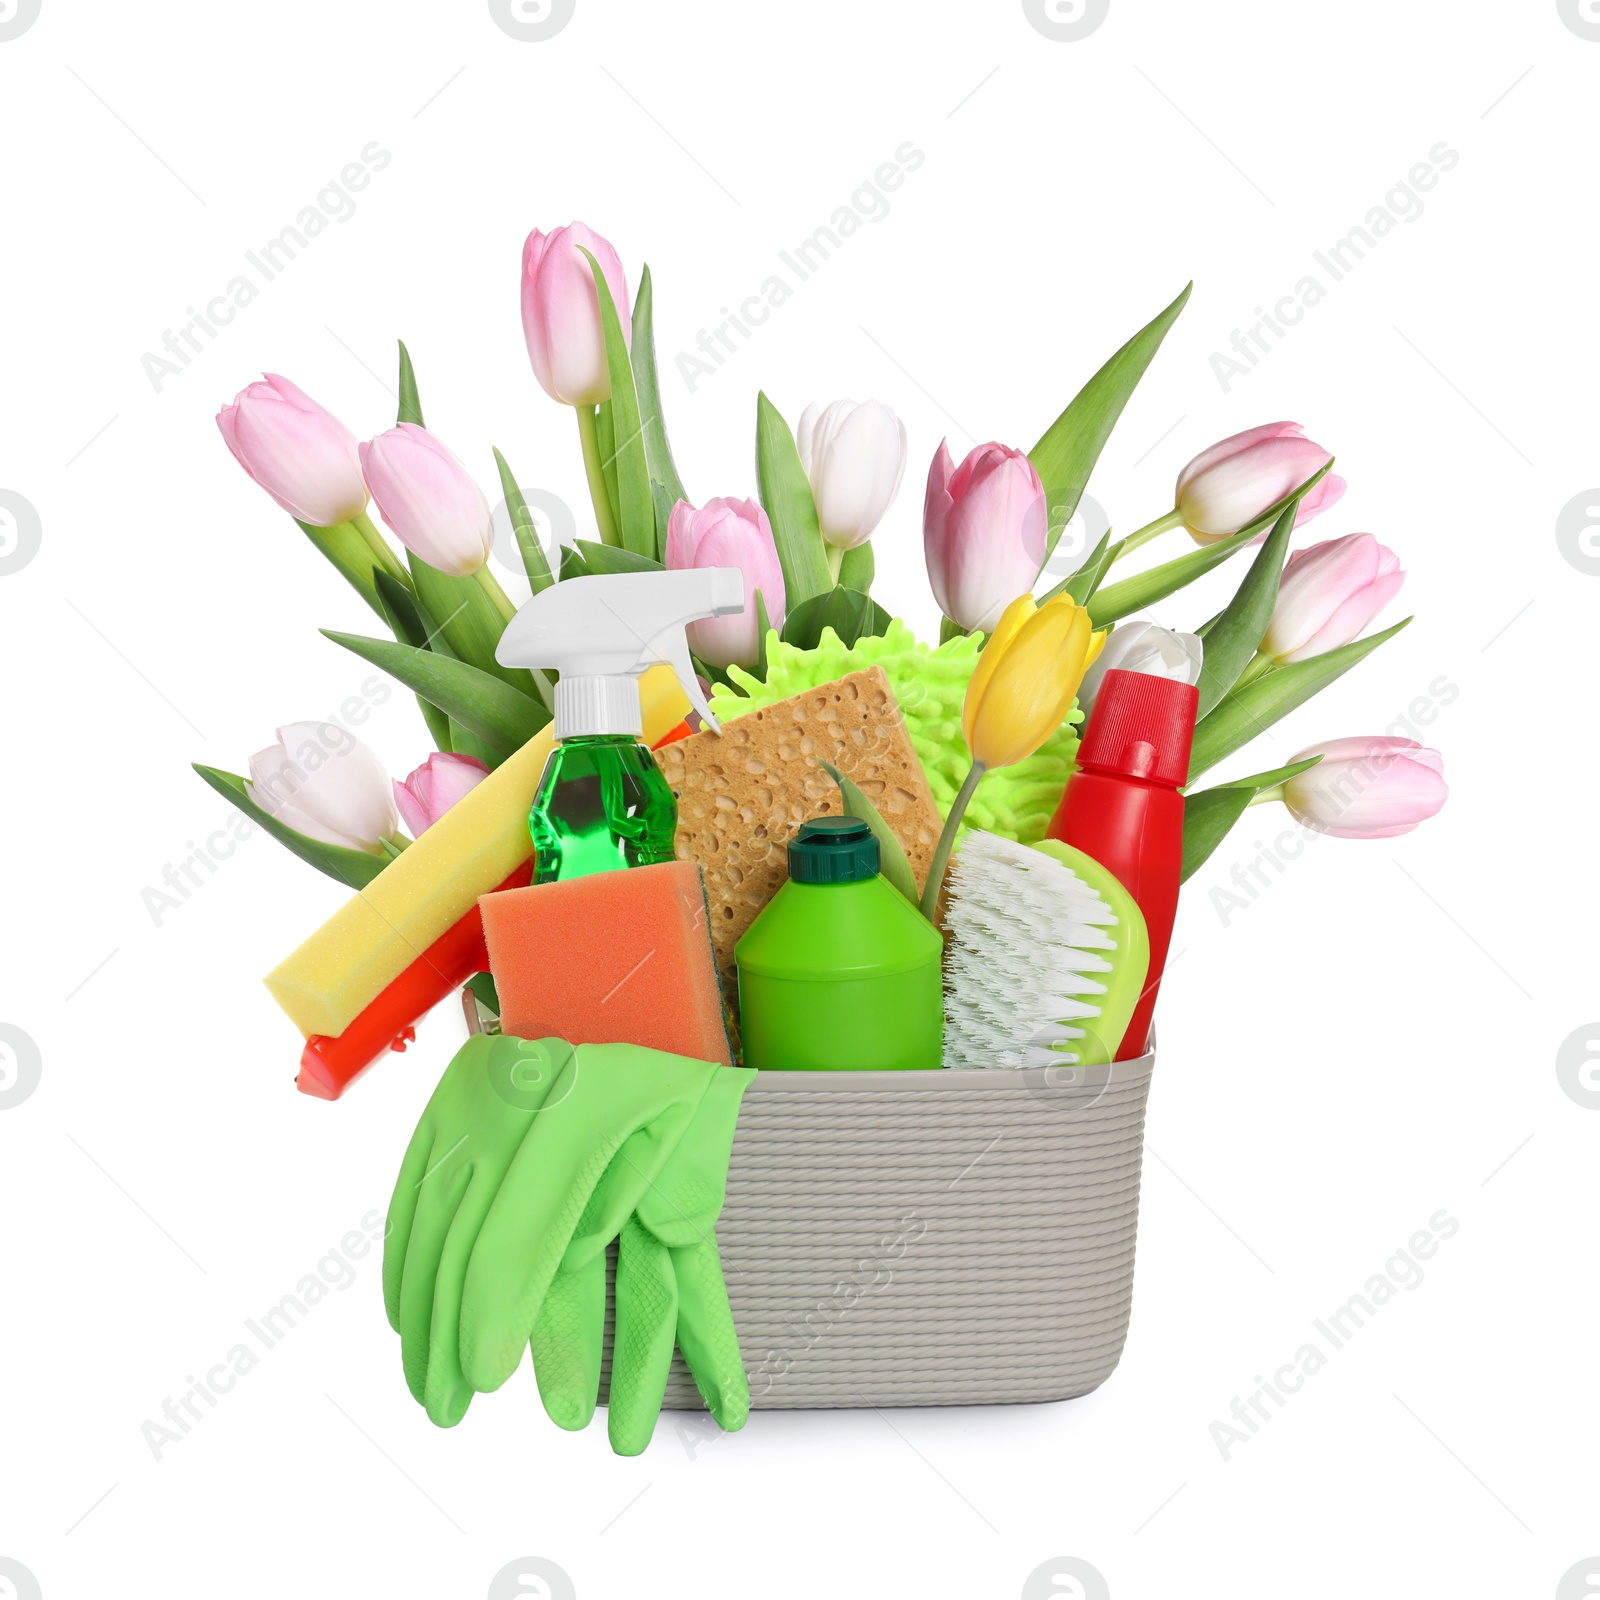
{"left": 787, "top": 815, "right": 880, "bottom": 884}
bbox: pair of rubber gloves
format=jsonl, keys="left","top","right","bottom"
{"left": 383, "top": 1032, "right": 754, "bottom": 1455}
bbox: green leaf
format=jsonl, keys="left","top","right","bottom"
{"left": 580, "top": 246, "right": 655, "bottom": 558}
{"left": 755, "top": 392, "right": 832, "bottom": 608}
{"left": 630, "top": 265, "right": 689, "bottom": 508}
{"left": 444, "top": 724, "right": 501, "bottom": 767}
{"left": 374, "top": 567, "right": 432, "bottom": 648}
{"left": 1088, "top": 523, "right": 1260, "bottom": 627}
{"left": 397, "top": 341, "right": 424, "bottom": 427}
{"left": 1193, "top": 500, "right": 1295, "bottom": 718}
{"left": 838, "top": 540, "right": 875, "bottom": 594}
{"left": 192, "top": 764, "right": 389, "bottom": 889}
{"left": 373, "top": 570, "right": 454, "bottom": 752}
{"left": 1180, "top": 756, "right": 1322, "bottom": 883}
{"left": 1188, "top": 617, "right": 1412, "bottom": 783}
{"left": 321, "top": 630, "right": 550, "bottom": 759}
{"left": 651, "top": 479, "right": 680, "bottom": 556}
{"left": 406, "top": 553, "right": 539, "bottom": 699}
{"left": 939, "top": 615, "right": 969, "bottom": 645}
{"left": 753, "top": 588, "right": 772, "bottom": 680}
{"left": 294, "top": 519, "right": 396, "bottom": 623}
{"left": 820, "top": 760, "right": 919, "bottom": 905}
{"left": 1041, "top": 529, "right": 1114, "bottom": 605}
{"left": 574, "top": 539, "right": 663, "bottom": 575}
{"left": 1183, "top": 465, "right": 1335, "bottom": 640}
{"left": 780, "top": 585, "right": 891, "bottom": 651}
{"left": 388, "top": 575, "right": 517, "bottom": 750}
{"left": 692, "top": 651, "right": 731, "bottom": 691}
{"left": 492, "top": 447, "right": 555, "bottom": 595}
{"left": 465, "top": 970, "right": 500, "bottom": 1018}
{"left": 559, "top": 543, "right": 589, "bottom": 582}
{"left": 593, "top": 401, "right": 621, "bottom": 527}
{"left": 1079, "top": 456, "right": 1335, "bottom": 626}
{"left": 1215, "top": 755, "right": 1327, "bottom": 792}
{"left": 1029, "top": 282, "right": 1191, "bottom": 568}
{"left": 376, "top": 572, "right": 501, "bottom": 761}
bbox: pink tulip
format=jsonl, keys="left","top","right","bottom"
{"left": 664, "top": 497, "right": 786, "bottom": 670}
{"left": 216, "top": 374, "right": 367, "bottom": 526}
{"left": 1284, "top": 738, "right": 1447, "bottom": 839}
{"left": 1263, "top": 534, "right": 1405, "bottom": 662}
{"left": 923, "top": 440, "right": 1048, "bottom": 633}
{"left": 1176, "top": 422, "right": 1345, "bottom": 544}
{"left": 393, "top": 752, "right": 490, "bottom": 837}
{"left": 359, "top": 424, "right": 493, "bottom": 576}
{"left": 521, "top": 222, "right": 631, "bottom": 407}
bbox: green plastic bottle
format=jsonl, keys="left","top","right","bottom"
{"left": 493, "top": 567, "right": 748, "bottom": 885}
{"left": 735, "top": 817, "right": 944, "bottom": 1071}
{"left": 527, "top": 734, "right": 677, "bottom": 883}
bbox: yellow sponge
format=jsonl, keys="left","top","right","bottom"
{"left": 264, "top": 666, "right": 690, "bottom": 1040}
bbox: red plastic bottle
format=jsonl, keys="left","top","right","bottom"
{"left": 1046, "top": 669, "right": 1198, "bottom": 1060}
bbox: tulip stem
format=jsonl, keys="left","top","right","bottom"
{"left": 349, "top": 509, "right": 412, "bottom": 586}
{"left": 918, "top": 760, "right": 986, "bottom": 923}
{"left": 1234, "top": 649, "right": 1276, "bottom": 690}
{"left": 473, "top": 563, "right": 519, "bottom": 625}
{"left": 825, "top": 543, "right": 846, "bottom": 584}
{"left": 1110, "top": 508, "right": 1185, "bottom": 564}
{"left": 1248, "top": 784, "right": 1287, "bottom": 807}
{"left": 575, "top": 406, "right": 620, "bottom": 546}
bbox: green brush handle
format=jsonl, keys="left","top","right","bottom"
{"left": 1029, "top": 839, "right": 1150, "bottom": 1066}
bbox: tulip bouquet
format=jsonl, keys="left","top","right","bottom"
{"left": 196, "top": 228, "right": 1444, "bottom": 921}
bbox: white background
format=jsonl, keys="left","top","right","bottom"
{"left": 2, "top": 1, "right": 1597, "bottom": 1596}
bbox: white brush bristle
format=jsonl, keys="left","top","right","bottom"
{"left": 943, "top": 830, "right": 1117, "bottom": 1071}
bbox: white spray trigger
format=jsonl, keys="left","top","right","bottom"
{"left": 495, "top": 567, "right": 747, "bottom": 741}
{"left": 662, "top": 627, "right": 721, "bottom": 734}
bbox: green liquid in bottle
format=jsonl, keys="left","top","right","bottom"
{"left": 528, "top": 734, "right": 678, "bottom": 884}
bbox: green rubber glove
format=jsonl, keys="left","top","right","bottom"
{"left": 458, "top": 1042, "right": 730, "bottom": 1398}
{"left": 382, "top": 1033, "right": 574, "bottom": 1426}
{"left": 530, "top": 1066, "right": 754, "bottom": 1454}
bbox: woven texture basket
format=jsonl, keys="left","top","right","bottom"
{"left": 595, "top": 1052, "right": 1155, "bottom": 1410}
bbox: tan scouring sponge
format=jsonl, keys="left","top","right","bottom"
{"left": 652, "top": 666, "right": 942, "bottom": 1005}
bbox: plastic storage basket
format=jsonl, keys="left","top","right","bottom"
{"left": 595, "top": 1051, "right": 1156, "bottom": 1410}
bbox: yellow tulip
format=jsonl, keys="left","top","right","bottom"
{"left": 918, "top": 591, "right": 1105, "bottom": 920}
{"left": 962, "top": 593, "right": 1106, "bottom": 769}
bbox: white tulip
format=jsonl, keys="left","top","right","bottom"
{"left": 796, "top": 398, "right": 908, "bottom": 551}
{"left": 1076, "top": 622, "right": 1203, "bottom": 713}
{"left": 245, "top": 721, "right": 400, "bottom": 853}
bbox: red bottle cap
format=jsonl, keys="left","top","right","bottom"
{"left": 1076, "top": 669, "right": 1198, "bottom": 788}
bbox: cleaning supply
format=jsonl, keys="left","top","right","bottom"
{"left": 1045, "top": 668, "right": 1198, "bottom": 1060}
{"left": 655, "top": 664, "right": 944, "bottom": 1014}
{"left": 943, "top": 831, "right": 1149, "bottom": 1070}
{"left": 495, "top": 568, "right": 746, "bottom": 882}
{"left": 530, "top": 1066, "right": 753, "bottom": 1453}
{"left": 711, "top": 617, "right": 1086, "bottom": 845}
{"left": 264, "top": 664, "right": 691, "bottom": 1045}
{"left": 735, "top": 816, "right": 943, "bottom": 1072}
{"left": 479, "top": 860, "right": 733, "bottom": 1067}
{"left": 400, "top": 1030, "right": 748, "bottom": 1446}
{"left": 384, "top": 1031, "right": 754, "bottom": 1451}
{"left": 297, "top": 863, "right": 531, "bottom": 1100}
{"left": 383, "top": 1032, "right": 578, "bottom": 1416}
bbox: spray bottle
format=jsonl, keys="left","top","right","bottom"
{"left": 496, "top": 568, "right": 745, "bottom": 882}
{"left": 1046, "top": 668, "right": 1198, "bottom": 1060}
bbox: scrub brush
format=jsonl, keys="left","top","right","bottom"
{"left": 943, "top": 831, "right": 1150, "bottom": 1070}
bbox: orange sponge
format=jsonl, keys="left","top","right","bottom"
{"left": 479, "top": 862, "right": 733, "bottom": 1068}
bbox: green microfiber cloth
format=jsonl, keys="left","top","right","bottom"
{"left": 711, "top": 620, "right": 1083, "bottom": 845}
